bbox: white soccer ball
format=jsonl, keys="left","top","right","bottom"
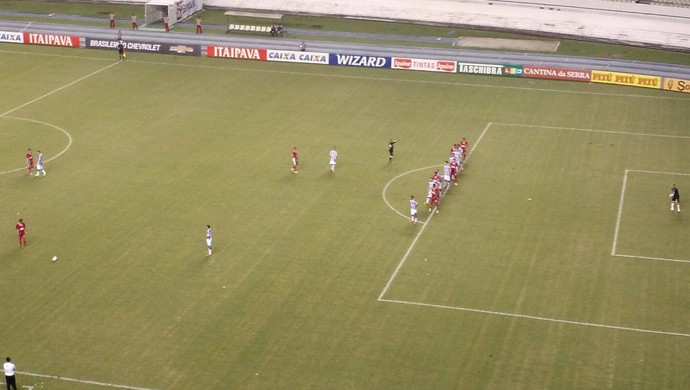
{"left": 51, "top": 256, "right": 58, "bottom": 262}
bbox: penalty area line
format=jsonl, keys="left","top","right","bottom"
{"left": 379, "top": 298, "right": 690, "bottom": 338}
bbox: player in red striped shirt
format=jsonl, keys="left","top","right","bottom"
{"left": 16, "top": 219, "right": 26, "bottom": 247}
{"left": 25, "top": 148, "right": 34, "bottom": 175}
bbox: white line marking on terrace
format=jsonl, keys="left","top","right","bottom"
{"left": 19, "top": 22, "right": 32, "bottom": 33}
{"left": 378, "top": 123, "right": 491, "bottom": 300}
{"left": 379, "top": 298, "right": 690, "bottom": 338}
{"left": 3, "top": 370, "right": 158, "bottom": 390}
{"left": 611, "top": 169, "right": 629, "bottom": 256}
{"left": 1, "top": 48, "right": 688, "bottom": 101}
{"left": 0, "top": 116, "right": 73, "bottom": 175}
{"left": 0, "top": 61, "right": 119, "bottom": 117}
{"left": 493, "top": 123, "right": 690, "bottom": 139}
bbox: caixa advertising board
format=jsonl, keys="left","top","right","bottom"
{"left": 0, "top": 31, "right": 23, "bottom": 44}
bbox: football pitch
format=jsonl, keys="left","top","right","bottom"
{"left": 1, "top": 43, "right": 689, "bottom": 389}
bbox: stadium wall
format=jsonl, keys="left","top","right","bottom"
{"left": 1, "top": 29, "right": 689, "bottom": 94}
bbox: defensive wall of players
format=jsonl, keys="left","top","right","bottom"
{"left": 1, "top": 30, "right": 689, "bottom": 94}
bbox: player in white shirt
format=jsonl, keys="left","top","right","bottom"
{"left": 425, "top": 177, "right": 435, "bottom": 205}
{"left": 35, "top": 150, "right": 46, "bottom": 176}
{"left": 205, "top": 225, "right": 213, "bottom": 256}
{"left": 4, "top": 357, "right": 17, "bottom": 390}
{"left": 409, "top": 195, "right": 418, "bottom": 224}
{"left": 442, "top": 161, "right": 451, "bottom": 188}
{"left": 329, "top": 146, "right": 338, "bottom": 172}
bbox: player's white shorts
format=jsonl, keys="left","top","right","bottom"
{"left": 329, "top": 159, "right": 336, "bottom": 165}
{"left": 206, "top": 238, "right": 212, "bottom": 247}
{"left": 410, "top": 209, "right": 417, "bottom": 217}
{"left": 292, "top": 158, "right": 297, "bottom": 165}
{"left": 443, "top": 174, "right": 451, "bottom": 182}
{"left": 37, "top": 163, "right": 44, "bottom": 170}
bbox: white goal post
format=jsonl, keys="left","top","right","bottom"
{"left": 145, "top": 0, "right": 203, "bottom": 27}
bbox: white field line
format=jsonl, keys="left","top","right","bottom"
{"left": 1, "top": 370, "right": 157, "bottom": 390}
{"left": 613, "top": 253, "right": 690, "bottom": 264}
{"left": 379, "top": 298, "right": 690, "bottom": 338}
{"left": 627, "top": 169, "right": 690, "bottom": 176}
{"left": 0, "top": 61, "right": 119, "bottom": 117}
{"left": 611, "top": 169, "right": 629, "bottom": 256}
{"left": 381, "top": 165, "right": 441, "bottom": 224}
{"left": 611, "top": 169, "right": 690, "bottom": 263}
{"left": 1, "top": 48, "right": 690, "bottom": 101}
{"left": 492, "top": 122, "right": 690, "bottom": 140}
{"left": 378, "top": 123, "right": 491, "bottom": 300}
{"left": 0, "top": 116, "right": 73, "bottom": 175}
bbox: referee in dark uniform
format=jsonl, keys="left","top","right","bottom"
{"left": 670, "top": 184, "right": 680, "bottom": 213}
{"left": 388, "top": 139, "right": 397, "bottom": 162}
{"left": 117, "top": 39, "right": 125, "bottom": 61}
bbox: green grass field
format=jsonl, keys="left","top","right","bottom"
{"left": 1, "top": 42, "right": 690, "bottom": 389}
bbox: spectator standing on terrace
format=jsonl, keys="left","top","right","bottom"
{"left": 299, "top": 41, "right": 306, "bottom": 51}
{"left": 131, "top": 14, "right": 138, "bottom": 30}
{"left": 116, "top": 29, "right": 122, "bottom": 41}
{"left": 196, "top": 17, "right": 202, "bottom": 34}
{"left": 163, "top": 15, "right": 170, "bottom": 32}
{"left": 4, "top": 357, "right": 17, "bottom": 390}
{"left": 109, "top": 12, "right": 115, "bottom": 28}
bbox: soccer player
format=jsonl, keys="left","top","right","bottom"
{"left": 329, "top": 146, "right": 338, "bottom": 172}
{"left": 131, "top": 14, "right": 138, "bottom": 30}
{"left": 163, "top": 15, "right": 169, "bottom": 32}
{"left": 409, "top": 195, "right": 418, "bottom": 224}
{"left": 109, "top": 12, "right": 115, "bottom": 28}
{"left": 429, "top": 184, "right": 440, "bottom": 213}
{"left": 670, "top": 184, "right": 681, "bottom": 213}
{"left": 460, "top": 137, "right": 469, "bottom": 161}
{"left": 450, "top": 157, "right": 459, "bottom": 186}
{"left": 388, "top": 140, "right": 397, "bottom": 162}
{"left": 196, "top": 17, "right": 202, "bottom": 34}
{"left": 442, "top": 161, "right": 451, "bottom": 189}
{"left": 25, "top": 148, "right": 33, "bottom": 175}
{"left": 16, "top": 219, "right": 26, "bottom": 248}
{"left": 291, "top": 147, "right": 299, "bottom": 173}
{"left": 35, "top": 150, "right": 46, "bottom": 176}
{"left": 117, "top": 40, "right": 125, "bottom": 61}
{"left": 425, "top": 176, "right": 435, "bottom": 205}
{"left": 206, "top": 225, "right": 213, "bottom": 256}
